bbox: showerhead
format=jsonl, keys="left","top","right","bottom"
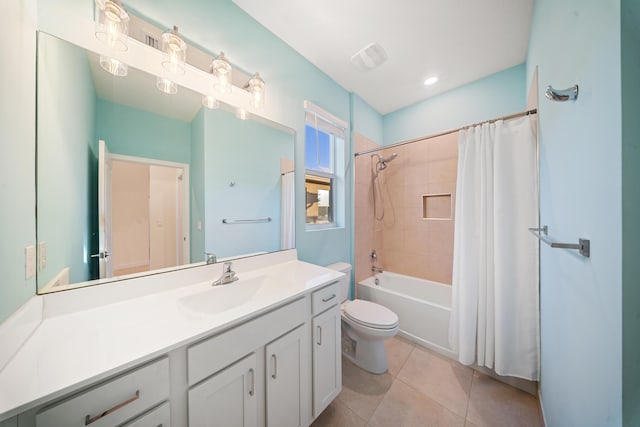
{"left": 372, "top": 152, "right": 399, "bottom": 179}
{"left": 373, "top": 152, "right": 398, "bottom": 166}
{"left": 381, "top": 153, "right": 398, "bottom": 164}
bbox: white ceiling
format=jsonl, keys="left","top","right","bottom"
{"left": 232, "top": 0, "right": 535, "bottom": 115}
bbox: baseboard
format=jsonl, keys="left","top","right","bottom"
{"left": 538, "top": 387, "right": 547, "bottom": 426}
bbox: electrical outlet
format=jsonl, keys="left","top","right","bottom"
{"left": 25, "top": 245, "right": 36, "bottom": 280}
{"left": 39, "top": 241, "right": 47, "bottom": 270}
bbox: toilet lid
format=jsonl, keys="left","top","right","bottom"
{"left": 344, "top": 300, "right": 399, "bottom": 329}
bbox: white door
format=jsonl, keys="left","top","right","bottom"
{"left": 266, "top": 325, "right": 306, "bottom": 427}
{"left": 188, "top": 353, "right": 258, "bottom": 427}
{"left": 96, "top": 140, "right": 113, "bottom": 278}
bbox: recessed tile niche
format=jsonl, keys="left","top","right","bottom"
{"left": 423, "top": 193, "right": 452, "bottom": 219}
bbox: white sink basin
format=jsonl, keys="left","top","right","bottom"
{"left": 179, "top": 275, "right": 270, "bottom": 315}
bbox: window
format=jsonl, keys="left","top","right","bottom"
{"left": 304, "top": 101, "right": 347, "bottom": 228}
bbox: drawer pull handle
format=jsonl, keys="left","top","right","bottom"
{"left": 271, "top": 354, "right": 277, "bottom": 379}
{"left": 322, "top": 294, "right": 336, "bottom": 303}
{"left": 84, "top": 390, "right": 140, "bottom": 425}
{"left": 317, "top": 325, "right": 322, "bottom": 346}
{"left": 249, "top": 368, "right": 255, "bottom": 396}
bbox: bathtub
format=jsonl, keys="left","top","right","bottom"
{"left": 358, "top": 271, "right": 455, "bottom": 359}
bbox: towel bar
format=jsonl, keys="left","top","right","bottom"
{"left": 222, "top": 217, "right": 272, "bottom": 224}
{"left": 528, "top": 226, "right": 590, "bottom": 258}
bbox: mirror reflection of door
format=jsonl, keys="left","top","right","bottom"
{"left": 110, "top": 154, "right": 189, "bottom": 276}
{"left": 97, "top": 140, "right": 114, "bottom": 278}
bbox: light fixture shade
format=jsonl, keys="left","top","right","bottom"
{"left": 247, "top": 72, "right": 265, "bottom": 109}
{"left": 161, "top": 26, "right": 187, "bottom": 75}
{"left": 202, "top": 95, "right": 220, "bottom": 109}
{"left": 95, "top": 0, "right": 130, "bottom": 52}
{"left": 156, "top": 76, "right": 178, "bottom": 95}
{"left": 211, "top": 52, "right": 232, "bottom": 94}
{"left": 99, "top": 55, "right": 128, "bottom": 76}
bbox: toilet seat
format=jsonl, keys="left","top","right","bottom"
{"left": 343, "top": 299, "right": 399, "bottom": 330}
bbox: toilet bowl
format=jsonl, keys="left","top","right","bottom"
{"left": 326, "top": 263, "right": 399, "bottom": 374}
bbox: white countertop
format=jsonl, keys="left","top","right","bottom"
{"left": 0, "top": 253, "right": 343, "bottom": 420}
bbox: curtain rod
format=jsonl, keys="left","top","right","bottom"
{"left": 354, "top": 108, "right": 537, "bottom": 157}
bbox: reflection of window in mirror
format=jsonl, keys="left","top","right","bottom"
{"left": 304, "top": 101, "right": 347, "bottom": 230}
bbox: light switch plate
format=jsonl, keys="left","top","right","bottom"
{"left": 38, "top": 241, "right": 47, "bottom": 270}
{"left": 25, "top": 245, "right": 36, "bottom": 280}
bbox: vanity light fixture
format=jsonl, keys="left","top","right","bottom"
{"left": 246, "top": 72, "right": 265, "bottom": 109}
{"left": 99, "top": 55, "right": 128, "bottom": 77}
{"left": 202, "top": 95, "right": 220, "bottom": 109}
{"left": 161, "top": 26, "right": 187, "bottom": 75}
{"left": 236, "top": 107, "right": 248, "bottom": 120}
{"left": 156, "top": 76, "right": 178, "bottom": 95}
{"left": 94, "top": 0, "right": 129, "bottom": 51}
{"left": 94, "top": 0, "right": 129, "bottom": 76}
{"left": 211, "top": 52, "right": 233, "bottom": 94}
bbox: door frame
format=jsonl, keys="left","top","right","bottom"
{"left": 110, "top": 153, "right": 190, "bottom": 265}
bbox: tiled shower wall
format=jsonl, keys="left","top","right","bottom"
{"left": 354, "top": 132, "right": 457, "bottom": 287}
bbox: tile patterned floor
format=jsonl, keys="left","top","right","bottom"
{"left": 312, "top": 336, "right": 543, "bottom": 427}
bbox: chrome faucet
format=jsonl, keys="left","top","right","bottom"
{"left": 205, "top": 252, "right": 217, "bottom": 264}
{"left": 212, "top": 262, "right": 239, "bottom": 286}
{"left": 371, "top": 266, "right": 383, "bottom": 274}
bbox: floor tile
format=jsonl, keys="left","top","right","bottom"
{"left": 384, "top": 336, "right": 415, "bottom": 377}
{"left": 338, "top": 357, "right": 393, "bottom": 421}
{"left": 397, "top": 345, "right": 473, "bottom": 417}
{"left": 466, "top": 372, "right": 543, "bottom": 427}
{"left": 368, "top": 379, "right": 465, "bottom": 427}
{"left": 311, "top": 398, "right": 367, "bottom": 427}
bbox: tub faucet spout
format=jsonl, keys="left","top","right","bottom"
{"left": 371, "top": 266, "right": 383, "bottom": 274}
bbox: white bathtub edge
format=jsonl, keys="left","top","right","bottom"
{"left": 397, "top": 330, "right": 457, "bottom": 360}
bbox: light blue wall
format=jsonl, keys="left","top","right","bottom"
{"left": 527, "top": 1, "right": 622, "bottom": 426}
{"left": 37, "top": 33, "right": 97, "bottom": 286}
{"left": 352, "top": 94, "right": 383, "bottom": 144}
{"left": 621, "top": 1, "right": 640, "bottom": 424}
{"left": 383, "top": 64, "right": 526, "bottom": 145}
{"left": 202, "top": 109, "right": 293, "bottom": 258}
{"left": 0, "top": 0, "right": 37, "bottom": 323}
{"left": 95, "top": 99, "right": 191, "bottom": 165}
{"left": 190, "top": 109, "right": 205, "bottom": 263}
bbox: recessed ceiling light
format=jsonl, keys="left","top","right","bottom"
{"left": 424, "top": 76, "right": 439, "bottom": 86}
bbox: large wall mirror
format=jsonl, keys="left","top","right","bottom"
{"left": 36, "top": 32, "right": 295, "bottom": 293}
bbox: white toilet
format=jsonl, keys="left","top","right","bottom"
{"left": 327, "top": 262, "right": 399, "bottom": 374}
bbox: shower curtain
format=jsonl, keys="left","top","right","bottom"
{"left": 280, "top": 171, "right": 295, "bottom": 250}
{"left": 448, "top": 115, "right": 539, "bottom": 381}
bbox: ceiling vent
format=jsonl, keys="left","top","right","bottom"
{"left": 350, "top": 43, "right": 388, "bottom": 71}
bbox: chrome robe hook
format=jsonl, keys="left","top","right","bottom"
{"left": 545, "top": 84, "right": 579, "bottom": 102}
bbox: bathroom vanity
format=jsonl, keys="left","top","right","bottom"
{"left": 0, "top": 250, "right": 343, "bottom": 426}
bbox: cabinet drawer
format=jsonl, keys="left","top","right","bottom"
{"left": 188, "top": 298, "right": 307, "bottom": 386}
{"left": 311, "top": 281, "right": 340, "bottom": 316}
{"left": 121, "top": 401, "right": 170, "bottom": 427}
{"left": 36, "top": 358, "right": 169, "bottom": 427}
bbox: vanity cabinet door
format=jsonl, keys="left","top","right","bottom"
{"left": 188, "top": 353, "right": 257, "bottom": 427}
{"left": 312, "top": 307, "right": 342, "bottom": 418}
{"left": 265, "top": 325, "right": 308, "bottom": 427}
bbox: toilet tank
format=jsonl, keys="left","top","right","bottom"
{"left": 326, "top": 262, "right": 352, "bottom": 302}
